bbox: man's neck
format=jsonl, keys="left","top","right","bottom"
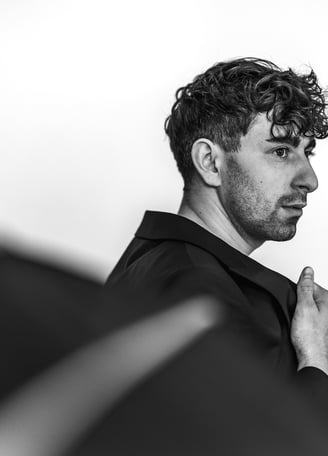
{"left": 178, "top": 192, "right": 262, "bottom": 256}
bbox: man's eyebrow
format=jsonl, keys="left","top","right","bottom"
{"left": 265, "top": 137, "right": 316, "bottom": 149}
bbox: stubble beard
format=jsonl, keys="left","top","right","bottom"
{"left": 219, "top": 159, "right": 299, "bottom": 244}
{"left": 226, "top": 193, "right": 298, "bottom": 244}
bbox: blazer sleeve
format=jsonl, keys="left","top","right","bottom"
{"left": 295, "top": 367, "right": 328, "bottom": 418}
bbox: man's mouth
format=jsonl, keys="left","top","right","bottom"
{"left": 283, "top": 203, "right": 307, "bottom": 210}
{"left": 286, "top": 203, "right": 306, "bottom": 209}
{"left": 281, "top": 205, "right": 305, "bottom": 216}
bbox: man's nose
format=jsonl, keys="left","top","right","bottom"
{"left": 293, "top": 158, "right": 318, "bottom": 194}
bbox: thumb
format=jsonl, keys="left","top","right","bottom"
{"left": 297, "top": 266, "right": 314, "bottom": 299}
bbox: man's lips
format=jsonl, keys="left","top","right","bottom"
{"left": 283, "top": 203, "right": 307, "bottom": 209}
{"left": 281, "top": 204, "right": 306, "bottom": 216}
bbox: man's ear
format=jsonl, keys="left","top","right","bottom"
{"left": 191, "top": 139, "right": 223, "bottom": 187}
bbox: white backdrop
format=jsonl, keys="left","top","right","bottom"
{"left": 0, "top": 0, "right": 328, "bottom": 284}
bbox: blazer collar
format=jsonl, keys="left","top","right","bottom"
{"left": 136, "top": 211, "right": 296, "bottom": 323}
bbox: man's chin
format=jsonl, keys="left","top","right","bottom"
{"left": 270, "top": 223, "right": 297, "bottom": 242}
{"left": 242, "top": 217, "right": 298, "bottom": 243}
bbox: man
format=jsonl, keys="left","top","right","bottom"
{"left": 106, "top": 58, "right": 328, "bottom": 400}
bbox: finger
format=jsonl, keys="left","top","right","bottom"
{"left": 313, "top": 283, "right": 328, "bottom": 314}
{"left": 313, "top": 282, "right": 325, "bottom": 299}
{"left": 297, "top": 266, "right": 314, "bottom": 297}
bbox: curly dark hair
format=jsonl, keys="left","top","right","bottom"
{"left": 164, "top": 57, "right": 328, "bottom": 182}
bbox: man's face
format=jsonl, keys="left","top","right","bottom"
{"left": 218, "top": 113, "right": 318, "bottom": 244}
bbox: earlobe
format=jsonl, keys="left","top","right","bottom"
{"left": 191, "top": 139, "right": 222, "bottom": 187}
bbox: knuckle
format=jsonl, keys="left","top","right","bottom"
{"left": 299, "top": 285, "right": 313, "bottom": 293}
{"left": 303, "top": 273, "right": 313, "bottom": 280}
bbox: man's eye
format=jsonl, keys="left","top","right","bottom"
{"left": 273, "top": 147, "right": 289, "bottom": 159}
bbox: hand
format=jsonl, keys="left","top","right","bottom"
{"left": 291, "top": 267, "right": 328, "bottom": 375}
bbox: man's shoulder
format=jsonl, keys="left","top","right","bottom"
{"left": 107, "top": 235, "right": 224, "bottom": 285}
{"left": 106, "top": 235, "right": 245, "bottom": 309}
{"left": 137, "top": 237, "right": 222, "bottom": 270}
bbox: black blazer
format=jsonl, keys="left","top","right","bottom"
{"left": 106, "top": 211, "right": 328, "bottom": 395}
